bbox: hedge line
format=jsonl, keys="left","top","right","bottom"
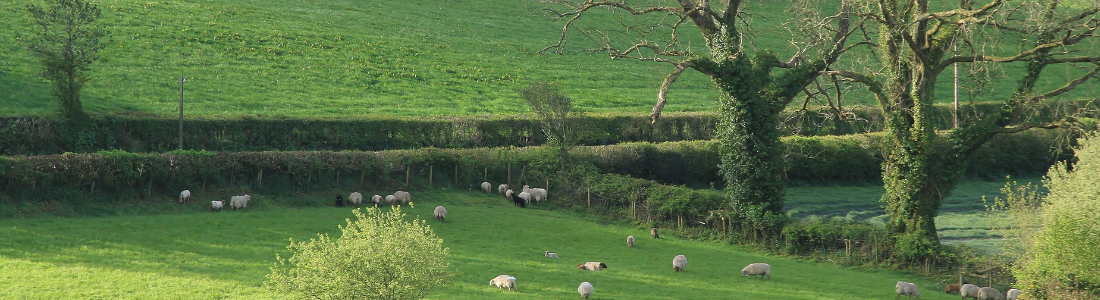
{"left": 2, "top": 100, "right": 1091, "bottom": 155}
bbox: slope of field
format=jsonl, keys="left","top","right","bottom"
{"left": 0, "top": 190, "right": 960, "bottom": 299}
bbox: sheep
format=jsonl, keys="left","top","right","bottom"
{"left": 209, "top": 200, "right": 224, "bottom": 212}
{"left": 518, "top": 191, "right": 532, "bottom": 205}
{"left": 372, "top": 194, "right": 382, "bottom": 205}
{"left": 741, "top": 263, "right": 771, "bottom": 280}
{"left": 335, "top": 195, "right": 345, "bottom": 207}
{"left": 507, "top": 190, "right": 526, "bottom": 208}
{"left": 498, "top": 184, "right": 509, "bottom": 198}
{"left": 522, "top": 185, "right": 532, "bottom": 194}
{"left": 978, "top": 287, "right": 1004, "bottom": 300}
{"left": 394, "top": 191, "right": 411, "bottom": 204}
{"left": 385, "top": 195, "right": 396, "bottom": 205}
{"left": 348, "top": 192, "right": 363, "bottom": 206}
{"left": 627, "top": 235, "right": 635, "bottom": 248}
{"left": 230, "top": 195, "right": 251, "bottom": 210}
{"left": 179, "top": 190, "right": 191, "bottom": 203}
{"left": 651, "top": 227, "right": 660, "bottom": 239}
{"left": 434, "top": 206, "right": 447, "bottom": 222}
{"left": 673, "top": 255, "right": 687, "bottom": 272}
{"left": 1006, "top": 289, "right": 1021, "bottom": 300}
{"left": 945, "top": 283, "right": 960, "bottom": 294}
{"left": 895, "top": 281, "right": 920, "bottom": 299}
{"left": 960, "top": 284, "right": 981, "bottom": 299}
{"left": 578, "top": 282, "right": 594, "bottom": 299}
{"left": 533, "top": 188, "right": 547, "bottom": 203}
{"left": 577, "top": 262, "right": 607, "bottom": 271}
{"left": 489, "top": 274, "right": 516, "bottom": 292}
{"left": 545, "top": 251, "right": 559, "bottom": 258}
{"left": 481, "top": 182, "right": 492, "bottom": 193}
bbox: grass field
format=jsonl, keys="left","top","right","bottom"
{"left": 0, "top": 190, "right": 968, "bottom": 299}
{"left": 1, "top": 0, "right": 1095, "bottom": 118}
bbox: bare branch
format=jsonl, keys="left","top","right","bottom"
{"left": 538, "top": 1, "right": 685, "bottom": 55}
{"left": 1028, "top": 64, "right": 1100, "bottom": 102}
{"left": 652, "top": 61, "right": 710, "bottom": 123}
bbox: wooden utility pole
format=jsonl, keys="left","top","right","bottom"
{"left": 178, "top": 76, "right": 185, "bottom": 150}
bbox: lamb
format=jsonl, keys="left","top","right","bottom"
{"left": 741, "top": 263, "right": 771, "bottom": 280}
{"left": 545, "top": 251, "right": 559, "bottom": 259}
{"left": 489, "top": 274, "right": 516, "bottom": 292}
{"left": 230, "top": 194, "right": 251, "bottom": 210}
{"left": 498, "top": 184, "right": 509, "bottom": 198}
{"left": 209, "top": 200, "right": 224, "bottom": 212}
{"left": 895, "top": 281, "right": 920, "bottom": 299}
{"left": 977, "top": 287, "right": 1005, "bottom": 300}
{"left": 518, "top": 191, "right": 532, "bottom": 205}
{"left": 372, "top": 194, "right": 382, "bottom": 205}
{"left": 577, "top": 262, "right": 607, "bottom": 271}
{"left": 673, "top": 255, "right": 687, "bottom": 272}
{"left": 394, "top": 191, "right": 411, "bottom": 204}
{"left": 348, "top": 192, "right": 363, "bottom": 206}
{"left": 507, "top": 190, "right": 526, "bottom": 208}
{"left": 960, "top": 284, "right": 981, "bottom": 299}
{"left": 335, "top": 195, "right": 345, "bottom": 207}
{"left": 481, "top": 182, "right": 492, "bottom": 193}
{"left": 385, "top": 195, "right": 396, "bottom": 205}
{"left": 1006, "top": 289, "right": 1021, "bottom": 300}
{"left": 945, "top": 283, "right": 960, "bottom": 294}
{"left": 179, "top": 190, "right": 191, "bottom": 203}
{"left": 578, "top": 282, "right": 594, "bottom": 299}
{"left": 627, "top": 235, "right": 635, "bottom": 248}
{"left": 434, "top": 206, "right": 447, "bottom": 222}
{"left": 651, "top": 227, "right": 660, "bottom": 239}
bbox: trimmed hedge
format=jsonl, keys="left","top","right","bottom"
{"left": 2, "top": 100, "right": 1091, "bottom": 155}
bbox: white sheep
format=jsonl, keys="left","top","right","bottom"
{"left": 498, "top": 184, "right": 509, "bottom": 197}
{"left": 1006, "top": 289, "right": 1021, "bottom": 300}
{"left": 545, "top": 251, "right": 559, "bottom": 258}
{"left": 895, "top": 281, "right": 920, "bottom": 299}
{"left": 577, "top": 261, "right": 607, "bottom": 271}
{"left": 518, "top": 192, "right": 531, "bottom": 205}
{"left": 978, "top": 287, "right": 1005, "bottom": 300}
{"left": 348, "top": 192, "right": 363, "bottom": 206}
{"left": 179, "top": 190, "right": 191, "bottom": 203}
{"left": 371, "top": 194, "right": 382, "bottom": 205}
{"left": 385, "top": 195, "right": 396, "bottom": 205}
{"left": 533, "top": 188, "right": 547, "bottom": 203}
{"left": 522, "top": 185, "right": 531, "bottom": 194}
{"left": 434, "top": 206, "right": 447, "bottom": 222}
{"left": 394, "top": 191, "right": 411, "bottom": 204}
{"left": 961, "top": 284, "right": 981, "bottom": 299}
{"left": 673, "top": 255, "right": 687, "bottom": 272}
{"left": 489, "top": 274, "right": 516, "bottom": 292}
{"left": 627, "top": 235, "right": 635, "bottom": 248}
{"left": 578, "top": 282, "right": 594, "bottom": 299}
{"left": 209, "top": 200, "right": 224, "bottom": 212}
{"left": 230, "top": 194, "right": 251, "bottom": 210}
{"left": 741, "top": 263, "right": 771, "bottom": 279}
{"left": 481, "top": 182, "right": 492, "bottom": 193}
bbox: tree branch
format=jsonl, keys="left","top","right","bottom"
{"left": 652, "top": 60, "right": 710, "bottom": 123}
{"left": 539, "top": 1, "right": 684, "bottom": 55}
{"left": 1028, "top": 64, "right": 1100, "bottom": 102}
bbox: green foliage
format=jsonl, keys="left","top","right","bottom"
{"left": 25, "top": 0, "right": 107, "bottom": 121}
{"left": 266, "top": 206, "right": 452, "bottom": 300}
{"left": 518, "top": 81, "right": 575, "bottom": 165}
{"left": 781, "top": 218, "right": 889, "bottom": 260}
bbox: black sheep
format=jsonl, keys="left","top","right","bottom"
{"left": 335, "top": 195, "right": 344, "bottom": 207}
{"left": 510, "top": 191, "right": 526, "bottom": 208}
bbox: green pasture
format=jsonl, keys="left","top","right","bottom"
{"left": 2, "top": 0, "right": 1095, "bottom": 118}
{"left": 0, "top": 190, "right": 964, "bottom": 299}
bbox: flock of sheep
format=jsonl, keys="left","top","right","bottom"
{"left": 922, "top": 282, "right": 1024, "bottom": 300}
{"left": 177, "top": 189, "right": 251, "bottom": 211}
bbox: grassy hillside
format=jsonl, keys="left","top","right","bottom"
{"left": 2, "top": 0, "right": 1092, "bottom": 118}
{"left": 0, "top": 190, "right": 962, "bottom": 299}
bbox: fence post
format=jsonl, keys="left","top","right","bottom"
{"left": 257, "top": 169, "right": 263, "bottom": 187}
{"left": 178, "top": 76, "right": 185, "bottom": 150}
{"left": 429, "top": 165, "right": 434, "bottom": 188}
{"left": 405, "top": 165, "right": 410, "bottom": 188}
{"left": 587, "top": 189, "right": 591, "bottom": 208}
{"left": 454, "top": 164, "right": 459, "bottom": 187}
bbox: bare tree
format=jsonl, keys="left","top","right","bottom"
{"left": 830, "top": 0, "right": 1100, "bottom": 263}
{"left": 539, "top": 0, "right": 860, "bottom": 232}
{"left": 26, "top": 0, "right": 108, "bottom": 121}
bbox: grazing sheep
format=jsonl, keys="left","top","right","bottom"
{"left": 481, "top": 182, "right": 492, "bottom": 193}
{"left": 895, "top": 281, "right": 920, "bottom": 299}
{"left": 960, "top": 284, "right": 981, "bottom": 299}
{"left": 179, "top": 190, "right": 191, "bottom": 203}
{"left": 741, "top": 263, "right": 771, "bottom": 280}
{"left": 1006, "top": 289, "right": 1021, "bottom": 300}
{"left": 434, "top": 206, "right": 447, "bottom": 222}
{"left": 371, "top": 194, "right": 382, "bottom": 205}
{"left": 230, "top": 194, "right": 251, "bottom": 210}
{"left": 348, "top": 192, "right": 363, "bottom": 206}
{"left": 532, "top": 188, "right": 547, "bottom": 203}
{"left": 978, "top": 287, "right": 1005, "bottom": 300}
{"left": 335, "top": 195, "right": 344, "bottom": 207}
{"left": 507, "top": 190, "right": 526, "bottom": 208}
{"left": 651, "top": 227, "right": 660, "bottom": 239}
{"left": 577, "top": 262, "right": 607, "bottom": 271}
{"left": 578, "top": 282, "right": 594, "bottom": 299}
{"left": 209, "top": 200, "right": 224, "bottom": 212}
{"left": 518, "top": 192, "right": 532, "bottom": 205}
{"left": 945, "top": 283, "right": 961, "bottom": 294}
{"left": 627, "top": 235, "right": 635, "bottom": 248}
{"left": 489, "top": 274, "right": 516, "bottom": 292}
{"left": 394, "top": 191, "right": 411, "bottom": 204}
{"left": 385, "top": 195, "right": 396, "bottom": 205}
{"left": 673, "top": 255, "right": 687, "bottom": 272}
{"left": 545, "top": 251, "right": 559, "bottom": 259}
{"left": 498, "top": 184, "right": 509, "bottom": 198}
